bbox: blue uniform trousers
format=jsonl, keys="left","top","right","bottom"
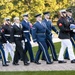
{"left": 24, "top": 41, "right": 34, "bottom": 62}
{"left": 35, "top": 41, "right": 51, "bottom": 63}
{"left": 42, "top": 35, "right": 57, "bottom": 61}
{"left": 0, "top": 44, "right": 7, "bottom": 65}
{"left": 0, "top": 53, "right": 1, "bottom": 59}
{"left": 64, "top": 36, "right": 75, "bottom": 59}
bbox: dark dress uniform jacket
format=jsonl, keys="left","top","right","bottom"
{"left": 10, "top": 24, "right": 22, "bottom": 42}
{"left": 32, "top": 21, "right": 46, "bottom": 42}
{"left": 21, "top": 20, "right": 31, "bottom": 41}
{"left": 57, "top": 17, "right": 70, "bottom": 39}
{"left": 43, "top": 19, "right": 58, "bottom": 35}
{"left": 2, "top": 24, "right": 11, "bottom": 43}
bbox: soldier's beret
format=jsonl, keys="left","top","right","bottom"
{"left": 14, "top": 17, "right": 19, "bottom": 20}
{"left": 4, "top": 18, "right": 10, "bottom": 21}
{"left": 23, "top": 13, "right": 28, "bottom": 17}
{"left": 66, "top": 9, "right": 72, "bottom": 13}
{"left": 43, "top": 12, "right": 50, "bottom": 15}
{"left": 34, "top": 14, "right": 42, "bottom": 17}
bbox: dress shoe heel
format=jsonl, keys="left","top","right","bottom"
{"left": 71, "top": 59, "right": 75, "bottom": 63}
{"left": 24, "top": 62, "right": 30, "bottom": 66}
{"left": 13, "top": 63, "right": 19, "bottom": 65}
{"left": 34, "top": 61, "right": 41, "bottom": 65}
{"left": 3, "top": 64, "right": 9, "bottom": 66}
{"left": 46, "top": 62, "right": 53, "bottom": 64}
{"left": 58, "top": 61, "right": 67, "bottom": 63}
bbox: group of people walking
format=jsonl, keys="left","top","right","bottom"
{"left": 0, "top": 8, "right": 75, "bottom": 67}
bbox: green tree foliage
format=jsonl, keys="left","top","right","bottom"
{"left": 0, "top": 0, "right": 74, "bottom": 23}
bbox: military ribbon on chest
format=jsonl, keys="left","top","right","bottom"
{"left": 41, "top": 22, "right": 47, "bottom": 29}
{"left": 41, "top": 22, "right": 50, "bottom": 34}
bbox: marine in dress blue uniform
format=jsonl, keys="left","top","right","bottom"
{"left": 32, "top": 14, "right": 52, "bottom": 64}
{"left": 42, "top": 12, "right": 58, "bottom": 61}
{"left": 21, "top": 13, "right": 34, "bottom": 62}
{"left": 64, "top": 9, "right": 75, "bottom": 59}
{"left": 2, "top": 18, "right": 14, "bottom": 62}
{"left": 0, "top": 28, "right": 8, "bottom": 66}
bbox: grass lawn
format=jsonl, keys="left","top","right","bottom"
{"left": 31, "top": 42, "right": 61, "bottom": 58}
{"left": 0, "top": 71, "right": 75, "bottom": 75}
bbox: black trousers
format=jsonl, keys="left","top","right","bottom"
{"left": 24, "top": 41, "right": 34, "bottom": 62}
{"left": 13, "top": 38, "right": 28, "bottom": 64}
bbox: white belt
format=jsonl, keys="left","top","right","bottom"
{"left": 14, "top": 35, "right": 21, "bottom": 37}
{"left": 5, "top": 34, "right": 10, "bottom": 36}
{"left": 23, "top": 31, "right": 29, "bottom": 33}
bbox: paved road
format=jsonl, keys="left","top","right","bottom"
{"left": 0, "top": 60, "right": 75, "bottom": 71}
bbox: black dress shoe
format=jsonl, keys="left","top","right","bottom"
{"left": 53, "top": 59, "right": 58, "bottom": 61}
{"left": 71, "top": 59, "right": 75, "bottom": 63}
{"left": 58, "top": 61, "right": 67, "bottom": 63}
{"left": 41, "top": 58, "right": 46, "bottom": 61}
{"left": 46, "top": 62, "right": 53, "bottom": 64}
{"left": 13, "top": 63, "right": 19, "bottom": 65}
{"left": 64, "top": 58, "right": 70, "bottom": 60}
{"left": 34, "top": 61, "right": 41, "bottom": 65}
{"left": 3, "top": 64, "right": 9, "bottom": 66}
{"left": 24, "top": 62, "right": 30, "bottom": 66}
{"left": 30, "top": 60, "right": 34, "bottom": 63}
{"left": 6, "top": 61, "right": 10, "bottom": 63}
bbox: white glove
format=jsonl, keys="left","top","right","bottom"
{"left": 25, "top": 39, "right": 27, "bottom": 42}
{"left": 52, "top": 34, "right": 54, "bottom": 38}
{"left": 73, "top": 29, "right": 75, "bottom": 32}
{"left": 6, "top": 41, "right": 9, "bottom": 44}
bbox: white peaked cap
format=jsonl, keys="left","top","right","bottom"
{"left": 14, "top": 17, "right": 19, "bottom": 20}
{"left": 4, "top": 17, "right": 10, "bottom": 21}
{"left": 59, "top": 9, "right": 66, "bottom": 13}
